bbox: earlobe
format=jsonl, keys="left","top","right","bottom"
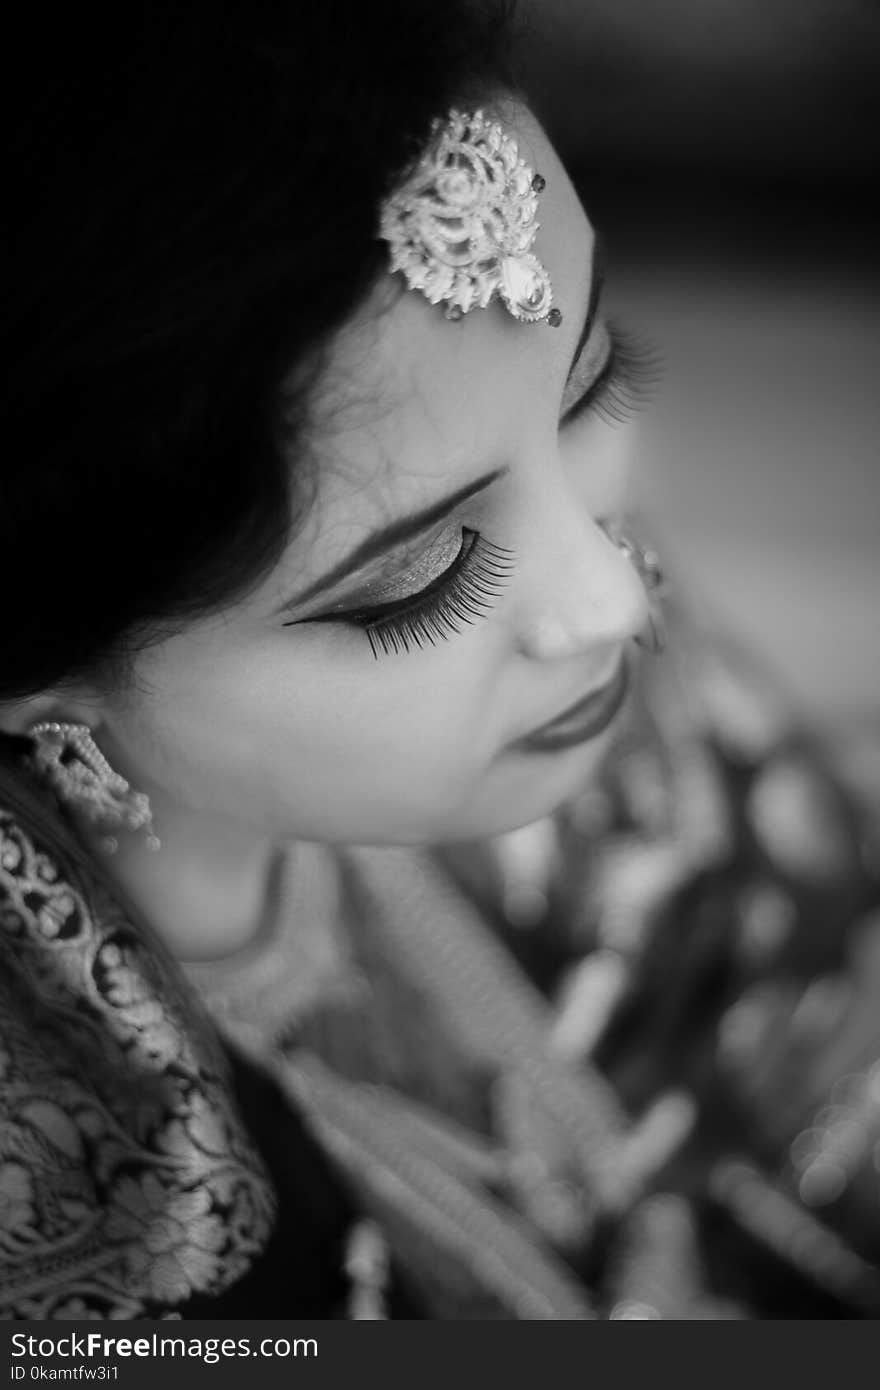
{"left": 0, "top": 689, "right": 106, "bottom": 739}
{"left": 0, "top": 694, "right": 56, "bottom": 738}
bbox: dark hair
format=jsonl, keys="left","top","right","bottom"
{"left": 0, "top": 0, "right": 518, "bottom": 703}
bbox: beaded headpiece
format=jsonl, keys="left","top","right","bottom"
{"left": 379, "top": 108, "right": 561, "bottom": 327}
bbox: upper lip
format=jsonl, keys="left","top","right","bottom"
{"left": 529, "top": 654, "right": 626, "bottom": 735}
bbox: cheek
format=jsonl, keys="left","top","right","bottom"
{"left": 108, "top": 627, "right": 503, "bottom": 829}
{"left": 277, "top": 635, "right": 503, "bottom": 803}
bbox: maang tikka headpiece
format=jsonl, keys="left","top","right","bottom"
{"left": 379, "top": 108, "right": 561, "bottom": 327}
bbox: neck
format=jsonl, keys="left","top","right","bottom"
{"left": 79, "top": 794, "right": 282, "bottom": 963}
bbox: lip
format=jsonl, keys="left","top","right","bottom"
{"left": 516, "top": 653, "right": 632, "bottom": 753}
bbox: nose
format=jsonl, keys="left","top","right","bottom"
{"left": 515, "top": 492, "right": 653, "bottom": 664}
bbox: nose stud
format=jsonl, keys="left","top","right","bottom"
{"left": 598, "top": 516, "right": 668, "bottom": 655}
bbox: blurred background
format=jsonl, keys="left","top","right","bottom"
{"left": 516, "top": 0, "right": 879, "bottom": 726}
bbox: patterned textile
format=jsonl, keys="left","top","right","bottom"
{"left": 3, "top": 594, "right": 880, "bottom": 1317}
{"left": 0, "top": 800, "right": 276, "bottom": 1319}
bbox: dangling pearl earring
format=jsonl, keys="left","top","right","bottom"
{"left": 26, "top": 722, "right": 160, "bottom": 853}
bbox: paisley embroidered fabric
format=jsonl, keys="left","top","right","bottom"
{"left": 0, "top": 808, "right": 277, "bottom": 1319}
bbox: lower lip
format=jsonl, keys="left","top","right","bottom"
{"left": 517, "top": 654, "right": 632, "bottom": 754}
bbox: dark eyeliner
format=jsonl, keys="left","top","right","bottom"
{"left": 290, "top": 529, "right": 516, "bottom": 660}
{"left": 562, "top": 321, "right": 663, "bottom": 428}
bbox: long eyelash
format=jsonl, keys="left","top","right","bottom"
{"left": 574, "top": 322, "right": 664, "bottom": 427}
{"left": 352, "top": 529, "right": 515, "bottom": 660}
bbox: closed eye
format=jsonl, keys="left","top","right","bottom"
{"left": 561, "top": 321, "right": 663, "bottom": 429}
{"left": 285, "top": 529, "right": 516, "bottom": 659}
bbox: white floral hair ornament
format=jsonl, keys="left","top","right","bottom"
{"left": 379, "top": 108, "right": 562, "bottom": 327}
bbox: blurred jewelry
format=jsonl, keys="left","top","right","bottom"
{"left": 26, "top": 721, "right": 160, "bottom": 853}
{"left": 344, "top": 1218, "right": 391, "bottom": 1320}
{"left": 599, "top": 517, "right": 668, "bottom": 655}
{"left": 380, "top": 108, "right": 561, "bottom": 327}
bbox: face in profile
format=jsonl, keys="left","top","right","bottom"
{"left": 80, "top": 100, "right": 654, "bottom": 850}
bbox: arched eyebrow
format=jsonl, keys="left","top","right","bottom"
{"left": 279, "top": 234, "right": 604, "bottom": 612}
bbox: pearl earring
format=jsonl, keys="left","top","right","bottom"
{"left": 26, "top": 721, "right": 160, "bottom": 853}
{"left": 599, "top": 516, "right": 668, "bottom": 655}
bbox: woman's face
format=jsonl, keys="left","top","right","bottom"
{"left": 95, "top": 101, "right": 653, "bottom": 848}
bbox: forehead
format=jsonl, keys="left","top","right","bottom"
{"left": 281, "top": 101, "right": 593, "bottom": 577}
